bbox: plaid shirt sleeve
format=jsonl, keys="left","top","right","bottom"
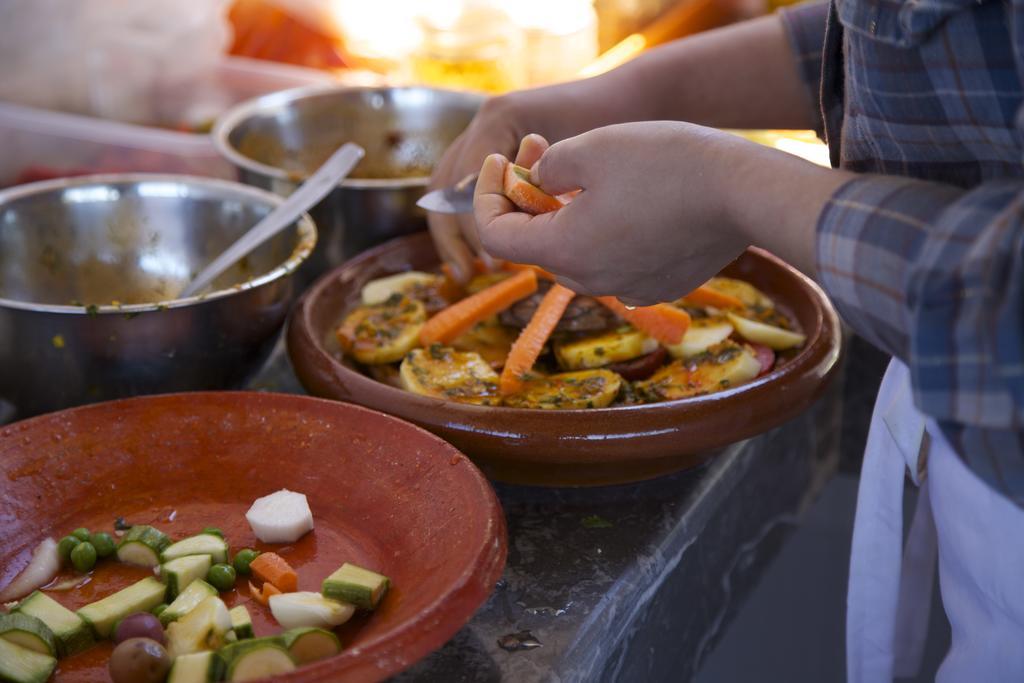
{"left": 778, "top": 1, "right": 828, "bottom": 138}
{"left": 817, "top": 175, "right": 1024, "bottom": 504}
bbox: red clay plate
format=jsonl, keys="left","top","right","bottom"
{"left": 0, "top": 392, "right": 506, "bottom": 682}
{"left": 288, "top": 232, "right": 842, "bottom": 487}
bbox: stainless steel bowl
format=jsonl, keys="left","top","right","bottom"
{"left": 213, "top": 86, "right": 482, "bottom": 282}
{"left": 0, "top": 174, "right": 316, "bottom": 419}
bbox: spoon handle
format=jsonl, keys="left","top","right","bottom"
{"left": 180, "top": 142, "right": 365, "bottom": 298}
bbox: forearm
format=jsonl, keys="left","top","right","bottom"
{"left": 510, "top": 13, "right": 819, "bottom": 140}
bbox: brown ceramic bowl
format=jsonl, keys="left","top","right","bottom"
{"left": 0, "top": 392, "right": 506, "bottom": 682}
{"left": 287, "top": 232, "right": 842, "bottom": 486}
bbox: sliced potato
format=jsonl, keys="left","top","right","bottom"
{"left": 503, "top": 370, "right": 622, "bottom": 409}
{"left": 701, "top": 277, "right": 773, "bottom": 309}
{"left": 634, "top": 340, "right": 761, "bottom": 400}
{"left": 466, "top": 271, "right": 512, "bottom": 294}
{"left": 666, "top": 316, "right": 734, "bottom": 359}
{"left": 554, "top": 327, "right": 657, "bottom": 370}
{"left": 726, "top": 312, "right": 806, "bottom": 350}
{"left": 400, "top": 347, "right": 501, "bottom": 405}
{"left": 361, "top": 272, "right": 442, "bottom": 306}
{"left": 336, "top": 297, "right": 426, "bottom": 364}
{"left": 452, "top": 317, "right": 516, "bottom": 369}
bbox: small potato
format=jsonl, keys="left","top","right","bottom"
{"left": 700, "top": 277, "right": 774, "bottom": 309}
{"left": 109, "top": 638, "right": 171, "bottom": 683}
{"left": 554, "top": 327, "right": 657, "bottom": 370}
{"left": 665, "top": 316, "right": 734, "bottom": 359}
{"left": 401, "top": 347, "right": 502, "bottom": 405}
{"left": 503, "top": 370, "right": 622, "bottom": 409}
{"left": 635, "top": 340, "right": 761, "bottom": 401}
{"left": 452, "top": 317, "right": 516, "bottom": 369}
{"left": 337, "top": 296, "right": 426, "bottom": 365}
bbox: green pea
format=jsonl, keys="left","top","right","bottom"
{"left": 71, "top": 527, "right": 91, "bottom": 542}
{"left": 151, "top": 604, "right": 168, "bottom": 618}
{"left": 202, "top": 527, "right": 224, "bottom": 539}
{"left": 89, "top": 532, "right": 116, "bottom": 558}
{"left": 232, "top": 549, "right": 259, "bottom": 575}
{"left": 206, "top": 564, "right": 237, "bottom": 592}
{"left": 70, "top": 542, "right": 97, "bottom": 573}
{"left": 57, "top": 536, "right": 80, "bottom": 564}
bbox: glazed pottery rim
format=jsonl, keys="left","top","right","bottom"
{"left": 212, "top": 85, "right": 485, "bottom": 190}
{"left": 2, "top": 390, "right": 507, "bottom": 681}
{"left": 0, "top": 173, "right": 317, "bottom": 315}
{"left": 291, "top": 235, "right": 841, "bottom": 417}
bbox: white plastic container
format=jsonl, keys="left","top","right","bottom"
{"left": 0, "top": 57, "right": 334, "bottom": 187}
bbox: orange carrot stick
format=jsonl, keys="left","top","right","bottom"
{"left": 420, "top": 269, "right": 538, "bottom": 346}
{"left": 681, "top": 285, "right": 744, "bottom": 310}
{"left": 500, "top": 284, "right": 576, "bottom": 395}
{"left": 502, "top": 262, "right": 557, "bottom": 281}
{"left": 503, "top": 163, "right": 563, "bottom": 215}
{"left": 249, "top": 580, "right": 282, "bottom": 606}
{"left": 250, "top": 552, "right": 298, "bottom": 593}
{"left": 597, "top": 298, "right": 691, "bottom": 346}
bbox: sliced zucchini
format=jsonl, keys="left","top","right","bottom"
{"left": 554, "top": 327, "right": 656, "bottom": 370}
{"left": 451, "top": 317, "right": 516, "bottom": 369}
{"left": 165, "top": 596, "right": 232, "bottom": 658}
{"left": 161, "top": 580, "right": 218, "bottom": 626}
{"left": 76, "top": 577, "right": 166, "bottom": 639}
{"left": 116, "top": 525, "right": 171, "bottom": 567}
{"left": 167, "top": 650, "right": 224, "bottom": 683}
{"left": 162, "top": 555, "right": 213, "bottom": 600}
{"left": 400, "top": 347, "right": 502, "bottom": 405}
{"left": 726, "top": 312, "right": 806, "bottom": 351}
{"left": 268, "top": 592, "right": 355, "bottom": 630}
{"left": 336, "top": 296, "right": 426, "bottom": 365}
{"left": 14, "top": 591, "right": 94, "bottom": 656}
{"left": 361, "top": 271, "right": 442, "bottom": 305}
{"left": 229, "top": 605, "right": 254, "bottom": 640}
{"left": 0, "top": 636, "right": 56, "bottom": 683}
{"left": 219, "top": 637, "right": 296, "bottom": 682}
{"left": 161, "top": 534, "right": 230, "bottom": 565}
{"left": 502, "top": 369, "right": 622, "bottom": 410}
{"left": 282, "top": 627, "right": 341, "bottom": 665}
{"left": 0, "top": 613, "right": 57, "bottom": 656}
{"left": 666, "top": 316, "right": 734, "bottom": 359}
{"left": 322, "top": 563, "right": 390, "bottom": 611}
{"left": 635, "top": 340, "right": 762, "bottom": 401}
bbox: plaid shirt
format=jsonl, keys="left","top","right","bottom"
{"left": 780, "top": 0, "right": 1024, "bottom": 505}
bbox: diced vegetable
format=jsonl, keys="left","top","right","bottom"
{"left": 336, "top": 296, "right": 427, "bottom": 365}
{"left": 282, "top": 627, "right": 341, "bottom": 665}
{"left": 219, "top": 637, "right": 296, "bottom": 682}
{"left": 167, "top": 651, "right": 223, "bottom": 683}
{"left": 113, "top": 612, "right": 165, "bottom": 645}
{"left": 161, "top": 534, "right": 229, "bottom": 566}
{"left": 268, "top": 592, "right": 355, "bottom": 630}
{"left": 0, "top": 636, "right": 56, "bottom": 683}
{"left": 502, "top": 370, "right": 622, "bottom": 410}
{"left": 77, "top": 577, "right": 167, "bottom": 639}
{"left": 206, "top": 564, "right": 237, "bottom": 592}
{"left": 151, "top": 604, "right": 168, "bottom": 619}
{"left": 694, "top": 277, "right": 773, "bottom": 309}
{"left": 232, "top": 549, "right": 260, "bottom": 576}
{"left": 163, "top": 555, "right": 213, "bottom": 600}
{"left": 361, "top": 271, "right": 443, "bottom": 306}
{"left": 596, "top": 298, "right": 691, "bottom": 346}
{"left": 245, "top": 491, "right": 314, "bottom": 545}
{"left": 57, "top": 536, "right": 79, "bottom": 564}
{"left": 321, "top": 563, "right": 390, "bottom": 610}
{"left": 726, "top": 312, "right": 807, "bottom": 350}
{"left": 665, "top": 317, "right": 734, "bottom": 359}
{"left": 555, "top": 327, "right": 657, "bottom": 370}
{"left": 248, "top": 581, "right": 281, "bottom": 607}
{"left": 502, "top": 162, "right": 563, "bottom": 215}
{"left": 229, "top": 605, "right": 254, "bottom": 640}
{"left": 89, "top": 532, "right": 117, "bottom": 558}
{"left": 249, "top": 553, "right": 298, "bottom": 593}
{"left": 201, "top": 527, "right": 224, "bottom": 539}
{"left": 117, "top": 526, "right": 171, "bottom": 567}
{"left": 635, "top": 341, "right": 762, "bottom": 401}
{"left": 14, "top": 591, "right": 94, "bottom": 656}
{"left": 500, "top": 283, "right": 576, "bottom": 395}
{"left": 160, "top": 580, "right": 219, "bottom": 626}
{"left": 400, "top": 347, "right": 502, "bottom": 405}
{"left": 0, "top": 538, "right": 59, "bottom": 602}
{"left": 165, "top": 596, "right": 232, "bottom": 658}
{"left": 70, "top": 542, "right": 97, "bottom": 573}
{"left": 419, "top": 268, "right": 538, "bottom": 346}
{"left": 679, "top": 284, "right": 745, "bottom": 310}
{"left": 0, "top": 613, "right": 57, "bottom": 656}
{"left": 108, "top": 637, "right": 171, "bottom": 683}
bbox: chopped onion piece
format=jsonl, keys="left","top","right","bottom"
{"left": 245, "top": 489, "right": 314, "bottom": 543}
{"left": 269, "top": 592, "right": 354, "bottom": 630}
{"left": 0, "top": 537, "right": 59, "bottom": 602}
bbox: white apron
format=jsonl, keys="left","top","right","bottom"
{"left": 847, "top": 360, "right": 1024, "bottom": 682}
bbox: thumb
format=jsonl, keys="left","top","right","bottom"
{"left": 530, "top": 135, "right": 588, "bottom": 196}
